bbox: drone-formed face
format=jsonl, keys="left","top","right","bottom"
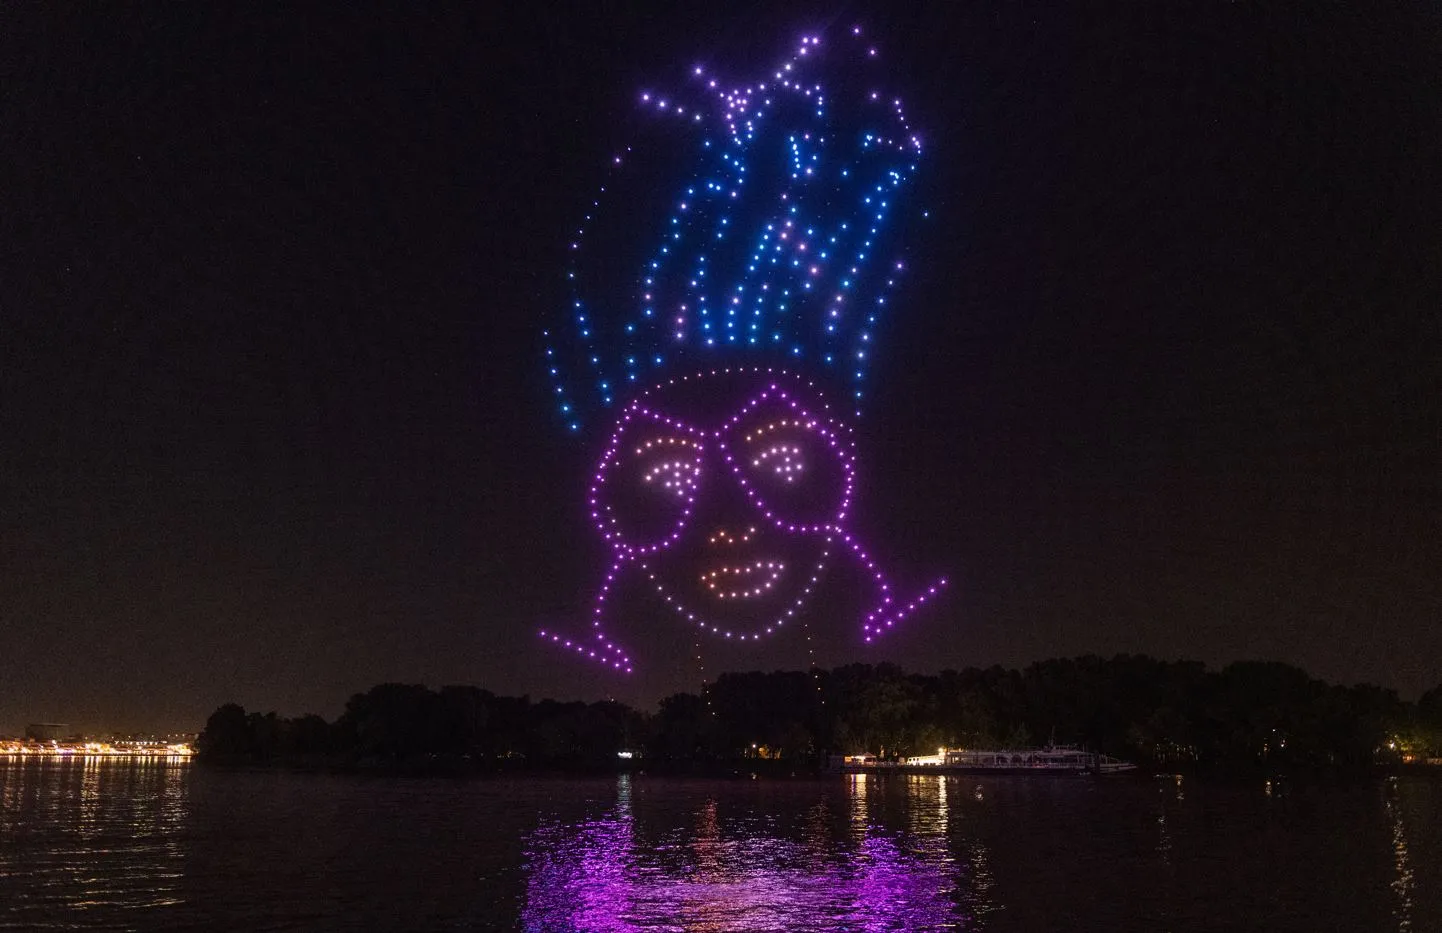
{"left": 540, "top": 33, "right": 947, "bottom": 671}
{"left": 590, "top": 370, "right": 854, "bottom": 641}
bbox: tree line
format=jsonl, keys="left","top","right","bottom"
{"left": 196, "top": 655, "right": 1442, "bottom": 772}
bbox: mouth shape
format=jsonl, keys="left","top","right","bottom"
{"left": 700, "top": 559, "right": 785, "bottom": 600}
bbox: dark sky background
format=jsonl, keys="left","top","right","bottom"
{"left": 3, "top": 5, "right": 1439, "bottom": 734}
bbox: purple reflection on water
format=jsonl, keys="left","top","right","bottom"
{"left": 522, "top": 776, "right": 969, "bottom": 932}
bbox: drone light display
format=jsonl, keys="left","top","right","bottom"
{"left": 540, "top": 28, "right": 946, "bottom": 673}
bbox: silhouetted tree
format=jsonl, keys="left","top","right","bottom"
{"left": 195, "top": 656, "right": 1430, "bottom": 773}
{"left": 196, "top": 703, "right": 251, "bottom": 760}
{"left": 651, "top": 692, "right": 722, "bottom": 760}
{"left": 336, "top": 683, "right": 443, "bottom": 762}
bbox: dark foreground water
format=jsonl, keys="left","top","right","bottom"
{"left": 0, "top": 757, "right": 1437, "bottom": 931}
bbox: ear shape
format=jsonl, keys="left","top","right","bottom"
{"left": 590, "top": 403, "right": 706, "bottom": 555}
{"left": 717, "top": 384, "right": 853, "bottom": 534}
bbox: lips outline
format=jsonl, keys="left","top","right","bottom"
{"left": 699, "top": 559, "right": 786, "bottom": 600}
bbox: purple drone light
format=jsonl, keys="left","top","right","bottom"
{"left": 538, "top": 31, "right": 946, "bottom": 671}
{"left": 543, "top": 367, "right": 946, "bottom": 671}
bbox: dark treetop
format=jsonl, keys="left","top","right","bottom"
{"left": 196, "top": 656, "right": 1442, "bottom": 773}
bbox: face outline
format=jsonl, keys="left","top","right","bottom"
{"left": 545, "top": 367, "right": 948, "bottom": 672}
{"left": 590, "top": 369, "right": 854, "bottom": 641}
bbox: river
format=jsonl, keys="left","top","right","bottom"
{"left": 0, "top": 756, "right": 1436, "bottom": 931}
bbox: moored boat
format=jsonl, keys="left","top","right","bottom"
{"left": 836, "top": 745, "right": 1136, "bottom": 775}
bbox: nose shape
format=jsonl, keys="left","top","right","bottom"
{"left": 693, "top": 459, "right": 757, "bottom": 544}
{"left": 706, "top": 525, "right": 759, "bottom": 547}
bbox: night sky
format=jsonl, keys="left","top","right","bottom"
{"left": 3, "top": 5, "right": 1439, "bottom": 734}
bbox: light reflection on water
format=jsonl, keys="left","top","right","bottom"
{"left": 521, "top": 773, "right": 990, "bottom": 932}
{"left": 1, "top": 760, "right": 1439, "bottom": 931}
{"left": 1385, "top": 776, "right": 1415, "bottom": 933}
{"left": 0, "top": 755, "right": 189, "bottom": 926}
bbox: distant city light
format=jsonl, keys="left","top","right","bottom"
{"left": 0, "top": 739, "right": 194, "bottom": 758}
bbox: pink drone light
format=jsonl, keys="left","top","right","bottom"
{"left": 541, "top": 368, "right": 946, "bottom": 672}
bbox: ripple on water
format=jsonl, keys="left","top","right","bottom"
{"left": 0, "top": 756, "right": 190, "bottom": 928}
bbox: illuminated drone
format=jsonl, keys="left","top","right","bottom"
{"left": 539, "top": 29, "right": 946, "bottom": 671}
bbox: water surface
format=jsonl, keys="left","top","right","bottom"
{"left": 1, "top": 757, "right": 1436, "bottom": 931}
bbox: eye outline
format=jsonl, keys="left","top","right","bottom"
{"left": 717, "top": 386, "right": 853, "bottom": 534}
{"left": 632, "top": 436, "right": 704, "bottom": 501}
{"left": 591, "top": 405, "right": 706, "bottom": 556}
{"left": 749, "top": 441, "right": 806, "bottom": 484}
{"left": 642, "top": 456, "right": 702, "bottom": 498}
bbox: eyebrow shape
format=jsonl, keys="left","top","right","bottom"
{"left": 631, "top": 435, "right": 702, "bottom": 456}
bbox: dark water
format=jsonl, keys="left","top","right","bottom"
{"left": 1, "top": 757, "right": 1437, "bottom": 931}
